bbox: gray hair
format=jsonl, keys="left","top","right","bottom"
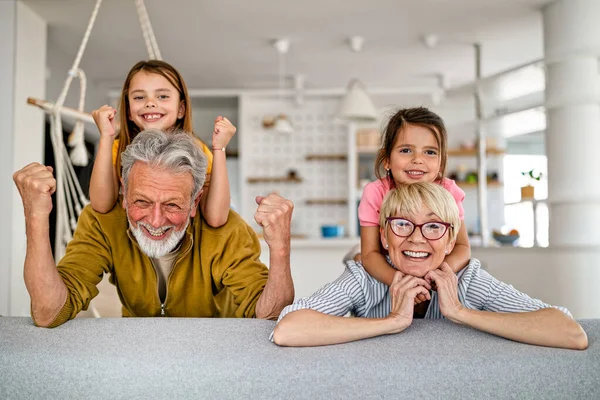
{"left": 121, "top": 128, "right": 208, "bottom": 199}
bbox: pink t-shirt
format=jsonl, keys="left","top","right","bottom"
{"left": 358, "top": 178, "right": 465, "bottom": 227}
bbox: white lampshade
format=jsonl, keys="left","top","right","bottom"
{"left": 338, "top": 79, "right": 378, "bottom": 122}
{"left": 274, "top": 114, "right": 294, "bottom": 134}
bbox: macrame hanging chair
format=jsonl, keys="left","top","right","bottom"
{"left": 28, "top": 0, "right": 163, "bottom": 264}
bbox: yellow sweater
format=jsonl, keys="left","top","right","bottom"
{"left": 46, "top": 204, "right": 268, "bottom": 328}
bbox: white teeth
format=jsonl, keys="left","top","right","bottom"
{"left": 407, "top": 171, "right": 424, "bottom": 176}
{"left": 403, "top": 250, "right": 429, "bottom": 258}
{"left": 145, "top": 226, "right": 169, "bottom": 236}
{"left": 143, "top": 114, "right": 162, "bottom": 120}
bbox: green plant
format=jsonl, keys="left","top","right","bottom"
{"left": 521, "top": 169, "right": 542, "bottom": 186}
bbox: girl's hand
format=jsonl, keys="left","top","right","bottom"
{"left": 386, "top": 272, "right": 431, "bottom": 333}
{"left": 212, "top": 116, "right": 237, "bottom": 150}
{"left": 425, "top": 262, "right": 463, "bottom": 322}
{"left": 92, "top": 105, "right": 117, "bottom": 138}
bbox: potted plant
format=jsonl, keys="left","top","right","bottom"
{"left": 521, "top": 169, "right": 542, "bottom": 200}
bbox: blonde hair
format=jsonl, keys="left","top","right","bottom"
{"left": 379, "top": 182, "right": 460, "bottom": 242}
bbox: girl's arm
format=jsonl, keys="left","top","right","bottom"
{"left": 89, "top": 106, "right": 119, "bottom": 213}
{"left": 200, "top": 116, "right": 236, "bottom": 228}
{"left": 444, "top": 222, "right": 471, "bottom": 273}
{"left": 361, "top": 226, "right": 396, "bottom": 286}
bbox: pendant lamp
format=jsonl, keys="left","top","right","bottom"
{"left": 337, "top": 36, "right": 378, "bottom": 122}
{"left": 338, "top": 79, "right": 378, "bottom": 122}
{"left": 273, "top": 38, "right": 293, "bottom": 133}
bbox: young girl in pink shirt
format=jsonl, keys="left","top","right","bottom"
{"left": 355, "top": 107, "right": 471, "bottom": 285}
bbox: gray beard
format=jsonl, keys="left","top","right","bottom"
{"left": 127, "top": 212, "right": 190, "bottom": 258}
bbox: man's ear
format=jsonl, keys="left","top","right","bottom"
{"left": 189, "top": 189, "right": 203, "bottom": 218}
{"left": 178, "top": 101, "right": 185, "bottom": 119}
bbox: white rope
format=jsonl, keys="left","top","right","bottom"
{"left": 61, "top": 146, "right": 87, "bottom": 215}
{"left": 135, "top": 0, "right": 162, "bottom": 60}
{"left": 54, "top": 0, "right": 102, "bottom": 110}
{"left": 67, "top": 68, "right": 89, "bottom": 167}
{"left": 62, "top": 146, "right": 91, "bottom": 209}
{"left": 50, "top": 0, "right": 102, "bottom": 260}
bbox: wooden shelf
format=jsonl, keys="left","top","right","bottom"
{"left": 256, "top": 233, "right": 308, "bottom": 239}
{"left": 305, "top": 198, "right": 348, "bottom": 205}
{"left": 356, "top": 146, "right": 380, "bottom": 154}
{"left": 457, "top": 181, "right": 503, "bottom": 188}
{"left": 448, "top": 148, "right": 505, "bottom": 157}
{"left": 247, "top": 176, "right": 303, "bottom": 184}
{"left": 305, "top": 154, "right": 347, "bottom": 161}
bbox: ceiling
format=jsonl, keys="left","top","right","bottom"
{"left": 23, "top": 0, "right": 553, "bottom": 92}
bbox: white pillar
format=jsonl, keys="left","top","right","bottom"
{"left": 543, "top": 0, "right": 600, "bottom": 247}
{"left": 0, "top": 1, "right": 47, "bottom": 316}
{"left": 541, "top": 0, "right": 600, "bottom": 318}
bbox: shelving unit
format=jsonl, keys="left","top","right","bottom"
{"left": 356, "top": 146, "right": 380, "bottom": 154}
{"left": 457, "top": 181, "right": 503, "bottom": 189}
{"left": 305, "top": 198, "right": 348, "bottom": 205}
{"left": 305, "top": 154, "right": 347, "bottom": 161}
{"left": 448, "top": 148, "right": 505, "bottom": 157}
{"left": 246, "top": 176, "right": 303, "bottom": 184}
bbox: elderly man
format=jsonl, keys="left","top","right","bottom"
{"left": 272, "top": 182, "right": 587, "bottom": 350}
{"left": 13, "top": 129, "right": 294, "bottom": 328}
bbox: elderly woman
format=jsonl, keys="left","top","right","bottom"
{"left": 272, "top": 182, "right": 588, "bottom": 349}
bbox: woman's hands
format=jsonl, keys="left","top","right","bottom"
{"left": 92, "top": 105, "right": 117, "bottom": 138}
{"left": 386, "top": 271, "right": 431, "bottom": 333}
{"left": 425, "top": 262, "right": 464, "bottom": 322}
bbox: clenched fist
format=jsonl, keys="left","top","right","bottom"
{"left": 13, "top": 163, "right": 56, "bottom": 217}
{"left": 254, "top": 193, "right": 293, "bottom": 251}
{"left": 212, "top": 116, "right": 236, "bottom": 150}
{"left": 92, "top": 105, "right": 118, "bottom": 138}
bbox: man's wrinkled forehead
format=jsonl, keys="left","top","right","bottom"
{"left": 128, "top": 162, "right": 193, "bottom": 201}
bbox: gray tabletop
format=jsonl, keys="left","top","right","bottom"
{"left": 0, "top": 317, "right": 599, "bottom": 400}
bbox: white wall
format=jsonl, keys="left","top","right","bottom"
{"left": 0, "top": 1, "right": 47, "bottom": 316}
{"left": 191, "top": 97, "right": 241, "bottom": 209}
{"left": 0, "top": 0, "right": 17, "bottom": 316}
{"left": 473, "top": 247, "right": 600, "bottom": 319}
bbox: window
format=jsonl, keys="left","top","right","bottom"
{"left": 503, "top": 155, "right": 548, "bottom": 247}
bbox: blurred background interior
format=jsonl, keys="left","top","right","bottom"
{"left": 2, "top": 0, "right": 599, "bottom": 318}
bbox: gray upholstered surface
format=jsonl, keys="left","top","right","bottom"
{"left": 0, "top": 317, "right": 598, "bottom": 400}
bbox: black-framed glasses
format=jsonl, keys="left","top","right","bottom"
{"left": 385, "top": 217, "right": 453, "bottom": 241}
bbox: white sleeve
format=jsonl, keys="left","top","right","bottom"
{"left": 275, "top": 266, "right": 368, "bottom": 323}
{"left": 464, "top": 264, "right": 572, "bottom": 317}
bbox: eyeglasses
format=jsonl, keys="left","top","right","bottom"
{"left": 385, "top": 217, "right": 453, "bottom": 241}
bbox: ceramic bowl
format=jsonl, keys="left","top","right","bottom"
{"left": 321, "top": 225, "right": 345, "bottom": 238}
{"left": 493, "top": 232, "right": 520, "bottom": 246}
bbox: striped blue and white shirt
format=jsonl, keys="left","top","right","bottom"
{"left": 273, "top": 258, "right": 571, "bottom": 336}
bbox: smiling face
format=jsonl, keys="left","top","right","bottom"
{"left": 380, "top": 204, "right": 455, "bottom": 278}
{"left": 384, "top": 124, "right": 442, "bottom": 185}
{"left": 123, "top": 162, "right": 200, "bottom": 258}
{"left": 127, "top": 71, "right": 185, "bottom": 132}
